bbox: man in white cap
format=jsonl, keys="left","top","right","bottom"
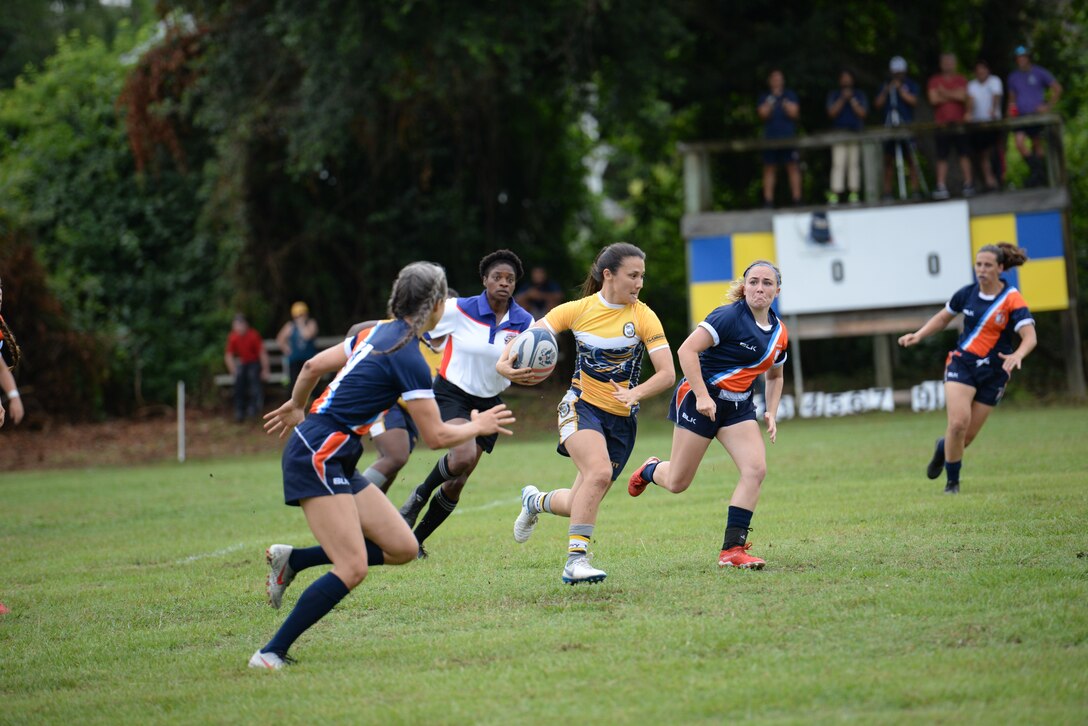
{"left": 874, "top": 55, "right": 921, "bottom": 199}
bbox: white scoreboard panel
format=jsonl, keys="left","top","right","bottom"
{"left": 772, "top": 201, "right": 973, "bottom": 315}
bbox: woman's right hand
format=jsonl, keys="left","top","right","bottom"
{"left": 495, "top": 347, "right": 536, "bottom": 385}
{"left": 695, "top": 393, "right": 716, "bottom": 419}
{"left": 263, "top": 399, "right": 306, "bottom": 438}
{"left": 470, "top": 404, "right": 516, "bottom": 437}
{"left": 898, "top": 332, "right": 920, "bottom": 347}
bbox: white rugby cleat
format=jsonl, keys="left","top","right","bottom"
{"left": 561, "top": 555, "right": 607, "bottom": 585}
{"left": 265, "top": 544, "right": 295, "bottom": 609}
{"left": 513, "top": 485, "right": 540, "bottom": 543}
{"left": 248, "top": 649, "right": 290, "bottom": 670}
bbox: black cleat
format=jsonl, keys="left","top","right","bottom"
{"left": 944, "top": 482, "right": 960, "bottom": 494}
{"left": 926, "top": 438, "right": 945, "bottom": 480}
{"left": 399, "top": 493, "right": 426, "bottom": 527}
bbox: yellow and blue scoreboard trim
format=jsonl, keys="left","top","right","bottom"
{"left": 688, "top": 232, "right": 777, "bottom": 325}
{"left": 969, "top": 210, "right": 1068, "bottom": 312}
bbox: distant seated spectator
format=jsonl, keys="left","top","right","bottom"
{"left": 967, "top": 59, "right": 1003, "bottom": 191}
{"left": 515, "top": 267, "right": 563, "bottom": 319}
{"left": 928, "top": 52, "right": 974, "bottom": 199}
{"left": 1007, "top": 45, "right": 1062, "bottom": 187}
{"left": 874, "top": 56, "right": 922, "bottom": 199}
{"left": 757, "top": 69, "right": 802, "bottom": 208}
{"left": 225, "top": 313, "right": 269, "bottom": 423}
{"left": 826, "top": 69, "right": 868, "bottom": 204}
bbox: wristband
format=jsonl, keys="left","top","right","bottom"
{"left": 6, "top": 390, "right": 19, "bottom": 399}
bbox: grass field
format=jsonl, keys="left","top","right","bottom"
{"left": 2, "top": 405, "right": 1087, "bottom": 724}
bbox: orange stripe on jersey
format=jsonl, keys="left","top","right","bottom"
{"left": 438, "top": 335, "right": 455, "bottom": 381}
{"left": 961, "top": 289, "right": 1023, "bottom": 357}
{"left": 310, "top": 431, "right": 349, "bottom": 484}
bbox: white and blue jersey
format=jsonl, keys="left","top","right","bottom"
{"left": 309, "top": 319, "right": 436, "bottom": 435}
{"left": 431, "top": 292, "right": 534, "bottom": 398}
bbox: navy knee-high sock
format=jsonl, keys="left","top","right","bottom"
{"left": 722, "top": 506, "right": 754, "bottom": 550}
{"left": 288, "top": 541, "right": 385, "bottom": 572}
{"left": 262, "top": 571, "right": 350, "bottom": 657}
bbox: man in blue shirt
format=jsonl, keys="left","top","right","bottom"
{"left": 757, "top": 69, "right": 802, "bottom": 208}
{"left": 826, "top": 69, "right": 868, "bottom": 204}
{"left": 874, "top": 56, "right": 922, "bottom": 199}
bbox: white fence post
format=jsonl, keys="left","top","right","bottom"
{"left": 177, "top": 380, "right": 186, "bottom": 463}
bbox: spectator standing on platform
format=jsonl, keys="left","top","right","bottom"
{"left": 225, "top": 313, "right": 270, "bottom": 422}
{"left": 826, "top": 69, "right": 868, "bottom": 204}
{"left": 1007, "top": 46, "right": 1062, "bottom": 188}
{"left": 757, "top": 69, "right": 802, "bottom": 208}
{"left": 276, "top": 301, "right": 319, "bottom": 388}
{"left": 967, "top": 60, "right": 1004, "bottom": 192}
{"left": 874, "top": 56, "right": 922, "bottom": 199}
{"left": 928, "top": 52, "right": 975, "bottom": 200}
{"left": 515, "top": 266, "right": 564, "bottom": 320}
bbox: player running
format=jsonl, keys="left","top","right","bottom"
{"left": 503, "top": 242, "right": 675, "bottom": 585}
{"left": 249, "top": 262, "right": 515, "bottom": 670}
{"left": 0, "top": 273, "right": 24, "bottom": 428}
{"left": 625, "top": 260, "right": 787, "bottom": 569}
{"left": 898, "top": 243, "right": 1036, "bottom": 494}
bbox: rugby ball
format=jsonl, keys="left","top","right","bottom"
{"left": 511, "top": 328, "right": 558, "bottom": 385}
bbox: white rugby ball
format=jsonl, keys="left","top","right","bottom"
{"left": 511, "top": 328, "right": 558, "bottom": 385}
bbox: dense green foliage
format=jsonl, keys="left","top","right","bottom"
{"left": 0, "top": 1, "right": 1084, "bottom": 415}
{"left": 2, "top": 407, "right": 1087, "bottom": 720}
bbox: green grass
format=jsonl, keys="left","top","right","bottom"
{"left": 2, "top": 405, "right": 1087, "bottom": 724}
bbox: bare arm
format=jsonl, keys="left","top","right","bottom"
{"left": 0, "top": 365, "right": 22, "bottom": 426}
{"left": 263, "top": 344, "right": 348, "bottom": 437}
{"left": 275, "top": 322, "right": 292, "bottom": 355}
{"left": 783, "top": 98, "right": 800, "bottom": 119}
{"left": 677, "top": 327, "right": 717, "bottom": 418}
{"left": 611, "top": 346, "right": 675, "bottom": 409}
{"left": 999, "top": 323, "right": 1037, "bottom": 373}
{"left": 259, "top": 342, "right": 271, "bottom": 380}
{"left": 898, "top": 308, "right": 957, "bottom": 347}
{"left": 404, "top": 397, "right": 515, "bottom": 449}
{"left": 494, "top": 322, "right": 548, "bottom": 385}
{"left": 224, "top": 349, "right": 236, "bottom": 376}
{"left": 300, "top": 317, "right": 318, "bottom": 340}
{"left": 763, "top": 364, "right": 784, "bottom": 443}
{"left": 1040, "top": 81, "right": 1062, "bottom": 111}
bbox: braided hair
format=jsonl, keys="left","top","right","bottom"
{"left": 580, "top": 242, "right": 645, "bottom": 298}
{"left": 0, "top": 273, "right": 20, "bottom": 370}
{"left": 384, "top": 261, "right": 448, "bottom": 354}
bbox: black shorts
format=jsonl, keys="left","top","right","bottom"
{"left": 1017, "top": 125, "right": 1044, "bottom": 139}
{"left": 281, "top": 414, "right": 369, "bottom": 507}
{"left": 369, "top": 403, "right": 418, "bottom": 452}
{"left": 762, "top": 148, "right": 799, "bottom": 166}
{"left": 667, "top": 378, "right": 757, "bottom": 438}
{"left": 935, "top": 131, "right": 970, "bottom": 159}
{"left": 970, "top": 129, "right": 1000, "bottom": 153}
{"left": 882, "top": 139, "right": 916, "bottom": 157}
{"left": 433, "top": 375, "right": 502, "bottom": 453}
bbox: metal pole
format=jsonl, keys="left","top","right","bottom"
{"left": 177, "top": 380, "right": 186, "bottom": 463}
{"left": 789, "top": 315, "right": 804, "bottom": 400}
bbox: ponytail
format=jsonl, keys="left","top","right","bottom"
{"left": 0, "top": 315, "right": 20, "bottom": 370}
{"left": 727, "top": 260, "right": 782, "bottom": 303}
{"left": 979, "top": 242, "right": 1028, "bottom": 269}
{"left": 384, "top": 262, "right": 448, "bottom": 354}
{"left": 581, "top": 242, "right": 645, "bottom": 298}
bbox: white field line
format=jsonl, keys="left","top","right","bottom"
{"left": 453, "top": 496, "right": 519, "bottom": 516}
{"left": 173, "top": 542, "right": 249, "bottom": 564}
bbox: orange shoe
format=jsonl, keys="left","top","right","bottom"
{"left": 718, "top": 543, "right": 765, "bottom": 569}
{"left": 627, "top": 456, "right": 660, "bottom": 497}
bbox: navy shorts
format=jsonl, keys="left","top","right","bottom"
{"left": 433, "top": 375, "right": 501, "bottom": 454}
{"left": 282, "top": 414, "right": 369, "bottom": 506}
{"left": 944, "top": 352, "right": 1009, "bottom": 407}
{"left": 369, "top": 403, "right": 418, "bottom": 452}
{"left": 556, "top": 390, "right": 637, "bottom": 482}
{"left": 668, "top": 378, "right": 757, "bottom": 438}
{"left": 762, "top": 148, "right": 799, "bottom": 166}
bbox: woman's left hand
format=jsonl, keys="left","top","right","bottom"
{"left": 764, "top": 412, "right": 777, "bottom": 444}
{"left": 264, "top": 400, "right": 305, "bottom": 438}
{"left": 998, "top": 351, "right": 1024, "bottom": 374}
{"left": 610, "top": 380, "right": 640, "bottom": 408}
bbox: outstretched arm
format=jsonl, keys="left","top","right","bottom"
{"left": 898, "top": 309, "right": 956, "bottom": 347}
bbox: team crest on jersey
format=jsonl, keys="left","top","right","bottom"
{"left": 994, "top": 311, "right": 1006, "bottom": 325}
{"left": 504, "top": 331, "right": 520, "bottom": 344}
{"left": 623, "top": 322, "right": 635, "bottom": 338}
{"left": 558, "top": 401, "right": 571, "bottom": 417}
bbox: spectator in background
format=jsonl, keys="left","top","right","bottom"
{"left": 966, "top": 59, "right": 1003, "bottom": 192}
{"left": 928, "top": 52, "right": 974, "bottom": 199}
{"left": 826, "top": 69, "right": 868, "bottom": 204}
{"left": 225, "top": 313, "right": 269, "bottom": 423}
{"left": 276, "top": 301, "right": 319, "bottom": 388}
{"left": 1007, "top": 46, "right": 1062, "bottom": 188}
{"left": 515, "top": 266, "right": 564, "bottom": 320}
{"left": 874, "top": 56, "right": 922, "bottom": 199}
{"left": 756, "top": 69, "right": 802, "bottom": 208}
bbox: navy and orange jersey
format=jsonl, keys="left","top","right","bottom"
{"left": 946, "top": 278, "right": 1034, "bottom": 360}
{"left": 308, "top": 319, "right": 435, "bottom": 435}
{"left": 0, "top": 314, "right": 11, "bottom": 369}
{"left": 696, "top": 300, "right": 788, "bottom": 395}
{"left": 542, "top": 293, "right": 669, "bottom": 417}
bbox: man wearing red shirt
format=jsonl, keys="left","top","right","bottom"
{"left": 927, "top": 52, "right": 975, "bottom": 199}
{"left": 225, "top": 313, "right": 270, "bottom": 422}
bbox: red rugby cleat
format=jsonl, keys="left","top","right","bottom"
{"left": 718, "top": 543, "right": 765, "bottom": 569}
{"left": 627, "top": 456, "right": 660, "bottom": 497}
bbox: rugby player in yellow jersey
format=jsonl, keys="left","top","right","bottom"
{"left": 499, "top": 243, "right": 675, "bottom": 584}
